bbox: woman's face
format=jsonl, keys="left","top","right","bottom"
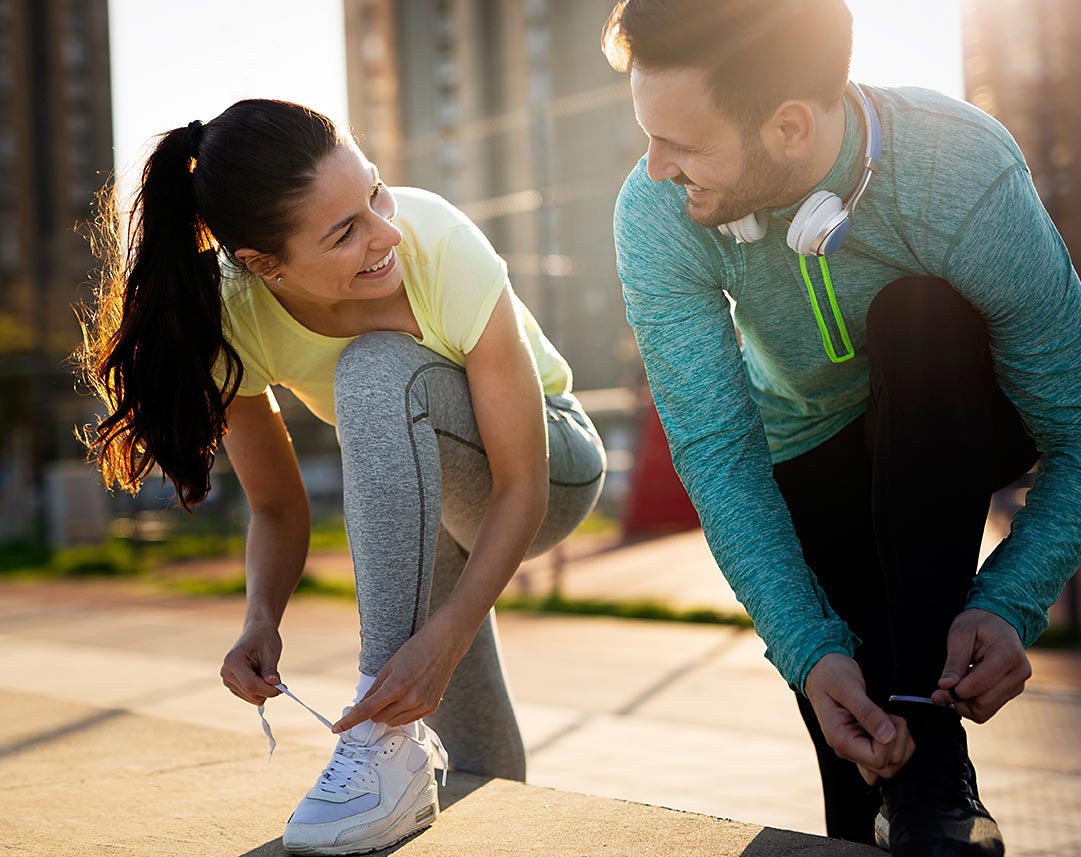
{"left": 273, "top": 143, "right": 404, "bottom": 305}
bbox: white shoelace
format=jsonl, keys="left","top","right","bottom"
{"left": 256, "top": 683, "right": 334, "bottom": 762}
{"left": 256, "top": 683, "right": 449, "bottom": 786}
{"left": 320, "top": 742, "right": 381, "bottom": 793}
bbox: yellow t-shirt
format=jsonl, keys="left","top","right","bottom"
{"left": 217, "top": 187, "right": 572, "bottom": 426}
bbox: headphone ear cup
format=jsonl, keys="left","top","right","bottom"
{"left": 720, "top": 212, "right": 768, "bottom": 244}
{"left": 818, "top": 211, "right": 854, "bottom": 256}
{"left": 787, "top": 191, "right": 844, "bottom": 255}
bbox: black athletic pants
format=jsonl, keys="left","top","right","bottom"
{"left": 772, "top": 278, "right": 1039, "bottom": 844}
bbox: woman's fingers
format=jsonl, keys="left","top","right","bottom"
{"left": 220, "top": 632, "right": 284, "bottom": 706}
{"left": 385, "top": 705, "right": 432, "bottom": 728}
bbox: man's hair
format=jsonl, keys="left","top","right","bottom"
{"left": 603, "top": 0, "right": 853, "bottom": 130}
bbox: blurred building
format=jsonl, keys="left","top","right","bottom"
{"left": 961, "top": 0, "right": 1081, "bottom": 257}
{"left": 342, "top": 0, "right": 646, "bottom": 392}
{"left": 962, "top": 0, "right": 1081, "bottom": 629}
{"left": 0, "top": 0, "right": 113, "bottom": 539}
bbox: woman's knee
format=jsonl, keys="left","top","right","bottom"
{"left": 334, "top": 331, "right": 425, "bottom": 389}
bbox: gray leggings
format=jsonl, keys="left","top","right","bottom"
{"left": 334, "top": 332, "right": 606, "bottom": 779}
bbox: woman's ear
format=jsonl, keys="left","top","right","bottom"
{"left": 234, "top": 248, "right": 281, "bottom": 280}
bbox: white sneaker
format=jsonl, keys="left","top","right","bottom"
{"left": 282, "top": 717, "right": 448, "bottom": 856}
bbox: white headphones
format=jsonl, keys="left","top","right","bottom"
{"left": 718, "top": 82, "right": 882, "bottom": 257}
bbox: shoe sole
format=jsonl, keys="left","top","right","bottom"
{"left": 874, "top": 811, "right": 890, "bottom": 852}
{"left": 284, "top": 777, "right": 440, "bottom": 855}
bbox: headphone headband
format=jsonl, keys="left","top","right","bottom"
{"left": 842, "top": 82, "right": 881, "bottom": 217}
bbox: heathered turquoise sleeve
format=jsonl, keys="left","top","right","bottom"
{"left": 944, "top": 167, "right": 1081, "bottom": 646}
{"left": 614, "top": 161, "right": 858, "bottom": 691}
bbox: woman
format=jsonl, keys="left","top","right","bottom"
{"left": 79, "top": 99, "right": 605, "bottom": 855}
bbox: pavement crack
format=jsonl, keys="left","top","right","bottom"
{"left": 526, "top": 712, "right": 595, "bottom": 758}
{"left": 614, "top": 630, "right": 744, "bottom": 717}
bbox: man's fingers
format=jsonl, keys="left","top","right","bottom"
{"left": 885, "top": 716, "right": 915, "bottom": 768}
{"left": 857, "top": 763, "right": 880, "bottom": 786}
{"left": 838, "top": 692, "right": 896, "bottom": 745}
{"left": 939, "top": 624, "right": 977, "bottom": 689}
{"left": 821, "top": 669, "right": 894, "bottom": 744}
{"left": 956, "top": 642, "right": 1029, "bottom": 700}
{"left": 952, "top": 650, "right": 1005, "bottom": 701}
{"left": 828, "top": 717, "right": 891, "bottom": 770}
{"left": 958, "top": 663, "right": 1029, "bottom": 723}
{"left": 855, "top": 722, "right": 914, "bottom": 784}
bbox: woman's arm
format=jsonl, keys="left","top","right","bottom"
{"left": 333, "top": 287, "right": 549, "bottom": 729}
{"left": 219, "top": 389, "right": 312, "bottom": 706}
{"left": 435, "top": 287, "right": 550, "bottom": 634}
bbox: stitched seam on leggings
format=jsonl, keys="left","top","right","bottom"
{"left": 404, "top": 362, "right": 468, "bottom": 634}
{"left": 550, "top": 471, "right": 604, "bottom": 488}
{"left": 434, "top": 427, "right": 602, "bottom": 487}
{"left": 420, "top": 385, "right": 603, "bottom": 484}
{"left": 434, "top": 428, "right": 486, "bottom": 455}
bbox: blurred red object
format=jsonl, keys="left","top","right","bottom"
{"left": 622, "top": 399, "right": 701, "bottom": 537}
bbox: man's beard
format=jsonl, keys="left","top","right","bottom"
{"left": 678, "top": 139, "right": 803, "bottom": 228}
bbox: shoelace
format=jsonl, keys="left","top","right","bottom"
{"left": 319, "top": 743, "right": 380, "bottom": 793}
{"left": 256, "top": 683, "right": 449, "bottom": 786}
{"left": 256, "top": 683, "right": 334, "bottom": 761}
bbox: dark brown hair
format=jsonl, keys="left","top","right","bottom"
{"left": 603, "top": 0, "right": 853, "bottom": 131}
{"left": 78, "top": 99, "right": 343, "bottom": 508}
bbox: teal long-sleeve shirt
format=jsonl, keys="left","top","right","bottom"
{"left": 613, "top": 84, "right": 1081, "bottom": 693}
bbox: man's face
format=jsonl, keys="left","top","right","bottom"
{"left": 630, "top": 65, "right": 802, "bottom": 227}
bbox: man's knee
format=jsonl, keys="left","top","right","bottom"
{"left": 866, "top": 277, "right": 988, "bottom": 380}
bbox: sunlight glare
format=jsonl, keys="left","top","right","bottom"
{"left": 846, "top": 0, "right": 964, "bottom": 97}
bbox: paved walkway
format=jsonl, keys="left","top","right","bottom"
{"left": 2, "top": 529, "right": 1080, "bottom": 856}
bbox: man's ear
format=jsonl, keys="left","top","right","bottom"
{"left": 763, "top": 100, "right": 816, "bottom": 161}
{"left": 234, "top": 248, "right": 282, "bottom": 280}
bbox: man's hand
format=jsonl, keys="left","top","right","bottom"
{"left": 805, "top": 653, "right": 915, "bottom": 784}
{"left": 930, "top": 608, "right": 1030, "bottom": 723}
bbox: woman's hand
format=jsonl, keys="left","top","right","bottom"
{"left": 332, "top": 613, "right": 470, "bottom": 732}
{"left": 220, "top": 619, "right": 285, "bottom": 706}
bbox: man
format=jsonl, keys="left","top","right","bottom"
{"left": 605, "top": 1, "right": 1081, "bottom": 854}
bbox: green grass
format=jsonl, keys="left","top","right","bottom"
{"left": 50, "top": 540, "right": 142, "bottom": 576}
{"left": 143, "top": 533, "right": 245, "bottom": 563}
{"left": 160, "top": 569, "right": 356, "bottom": 600}
{"left": 151, "top": 573, "right": 755, "bottom": 630}
{"left": 3, "top": 509, "right": 1077, "bottom": 649}
{"left": 0, "top": 539, "right": 143, "bottom": 578}
{"left": 0, "top": 540, "right": 50, "bottom": 574}
{"left": 494, "top": 593, "right": 755, "bottom": 628}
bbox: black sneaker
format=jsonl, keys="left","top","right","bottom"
{"left": 875, "top": 701, "right": 1004, "bottom": 856}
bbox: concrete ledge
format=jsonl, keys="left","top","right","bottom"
{"left": 1, "top": 690, "right": 876, "bottom": 856}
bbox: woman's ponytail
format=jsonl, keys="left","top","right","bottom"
{"left": 79, "top": 125, "right": 242, "bottom": 509}
{"left": 79, "top": 99, "right": 341, "bottom": 509}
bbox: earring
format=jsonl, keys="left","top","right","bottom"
{"left": 276, "top": 275, "right": 283, "bottom": 284}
